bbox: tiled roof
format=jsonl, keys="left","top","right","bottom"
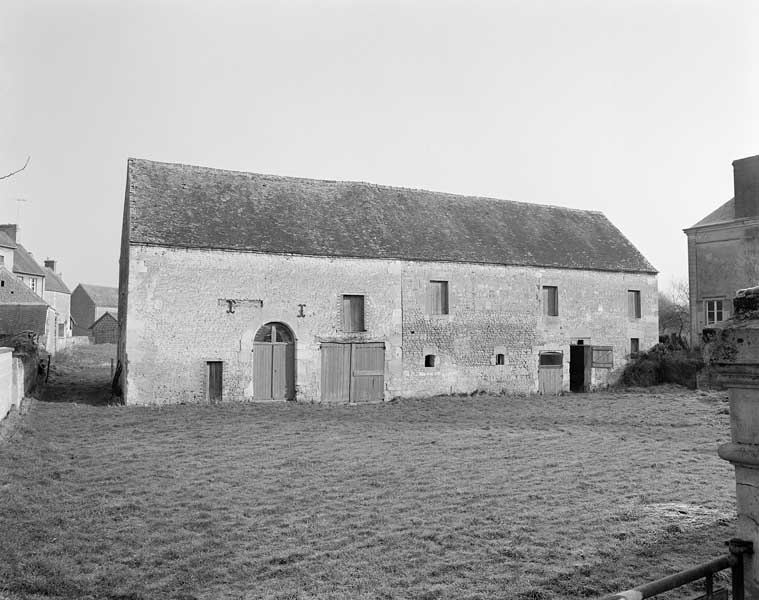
{"left": 78, "top": 284, "right": 118, "bottom": 307}
{"left": 13, "top": 243, "right": 46, "bottom": 277}
{"left": 43, "top": 268, "right": 71, "bottom": 294}
{"left": 687, "top": 198, "right": 736, "bottom": 229}
{"left": 126, "top": 158, "right": 658, "bottom": 274}
{"left": 0, "top": 304, "right": 49, "bottom": 336}
{"left": 0, "top": 266, "right": 48, "bottom": 305}
{"left": 0, "top": 232, "right": 15, "bottom": 249}
{"left": 90, "top": 311, "right": 118, "bottom": 329}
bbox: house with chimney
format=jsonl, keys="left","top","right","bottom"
{"left": 118, "top": 159, "right": 658, "bottom": 405}
{"left": 0, "top": 224, "right": 46, "bottom": 297}
{"left": 71, "top": 284, "right": 118, "bottom": 337}
{"left": 684, "top": 154, "right": 759, "bottom": 344}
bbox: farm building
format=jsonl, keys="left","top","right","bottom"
{"left": 90, "top": 311, "right": 118, "bottom": 344}
{"left": 118, "top": 158, "right": 658, "bottom": 405}
{"left": 71, "top": 283, "right": 118, "bottom": 336}
{"left": 685, "top": 154, "right": 759, "bottom": 344}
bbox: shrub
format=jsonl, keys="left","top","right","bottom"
{"left": 620, "top": 343, "right": 703, "bottom": 389}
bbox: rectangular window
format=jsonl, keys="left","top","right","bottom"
{"left": 630, "top": 338, "right": 640, "bottom": 354}
{"left": 430, "top": 280, "right": 449, "bottom": 315}
{"left": 592, "top": 346, "right": 613, "bottom": 368}
{"left": 543, "top": 286, "right": 558, "bottom": 316}
{"left": 342, "top": 295, "right": 365, "bottom": 332}
{"left": 30, "top": 278, "right": 37, "bottom": 292}
{"left": 705, "top": 299, "right": 724, "bottom": 325}
{"left": 58, "top": 323, "right": 65, "bottom": 337}
{"left": 628, "top": 290, "right": 641, "bottom": 319}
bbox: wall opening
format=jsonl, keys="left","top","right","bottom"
{"left": 425, "top": 354, "right": 436, "bottom": 367}
{"left": 495, "top": 353, "right": 505, "bottom": 365}
{"left": 207, "top": 361, "right": 223, "bottom": 403}
{"left": 252, "top": 322, "right": 295, "bottom": 400}
{"left": 569, "top": 345, "right": 591, "bottom": 393}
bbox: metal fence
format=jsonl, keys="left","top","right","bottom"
{"left": 599, "top": 539, "right": 752, "bottom": 600}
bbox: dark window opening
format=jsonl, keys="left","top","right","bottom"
{"left": 425, "top": 354, "right": 436, "bottom": 367}
{"left": 495, "top": 353, "right": 505, "bottom": 365}
{"left": 254, "top": 322, "right": 294, "bottom": 343}
{"left": 543, "top": 286, "right": 558, "bottom": 316}
{"left": 342, "top": 295, "right": 365, "bottom": 332}
{"left": 539, "top": 352, "right": 562, "bottom": 367}
{"left": 628, "top": 290, "right": 641, "bottom": 319}
{"left": 630, "top": 338, "right": 640, "bottom": 354}
{"left": 430, "top": 281, "right": 449, "bottom": 315}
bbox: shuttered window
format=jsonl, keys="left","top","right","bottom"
{"left": 630, "top": 338, "right": 640, "bottom": 354}
{"left": 591, "top": 346, "right": 613, "bottom": 368}
{"left": 430, "top": 281, "right": 449, "bottom": 315}
{"left": 628, "top": 290, "right": 641, "bottom": 319}
{"left": 342, "top": 295, "right": 365, "bottom": 332}
{"left": 543, "top": 286, "right": 558, "bottom": 316}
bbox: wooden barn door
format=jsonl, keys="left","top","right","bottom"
{"left": 253, "top": 341, "right": 294, "bottom": 400}
{"left": 538, "top": 351, "right": 563, "bottom": 395}
{"left": 322, "top": 342, "right": 384, "bottom": 403}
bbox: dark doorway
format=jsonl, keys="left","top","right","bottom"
{"left": 569, "top": 345, "right": 592, "bottom": 392}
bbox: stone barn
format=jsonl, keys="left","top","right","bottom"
{"left": 118, "top": 158, "right": 658, "bottom": 405}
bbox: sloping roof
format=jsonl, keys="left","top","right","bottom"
{"left": 688, "top": 198, "right": 736, "bottom": 229}
{"left": 78, "top": 283, "right": 118, "bottom": 307}
{"left": 0, "top": 231, "right": 16, "bottom": 249}
{"left": 0, "top": 304, "right": 50, "bottom": 336}
{"left": 126, "top": 158, "right": 658, "bottom": 274}
{"left": 43, "top": 267, "right": 71, "bottom": 294}
{"left": 90, "top": 311, "right": 118, "bottom": 329}
{"left": 0, "top": 266, "right": 48, "bottom": 305}
{"left": 13, "top": 243, "right": 46, "bottom": 277}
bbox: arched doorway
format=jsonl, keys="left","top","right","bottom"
{"left": 252, "top": 322, "right": 295, "bottom": 400}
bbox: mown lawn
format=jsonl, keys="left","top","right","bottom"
{"left": 0, "top": 348, "right": 737, "bottom": 599}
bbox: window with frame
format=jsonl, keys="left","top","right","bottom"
{"left": 628, "top": 290, "right": 641, "bottom": 319}
{"left": 591, "top": 346, "right": 613, "bottom": 368}
{"left": 705, "top": 299, "right": 724, "bottom": 325}
{"left": 425, "top": 354, "right": 436, "bottom": 367}
{"left": 539, "top": 351, "right": 563, "bottom": 367}
{"left": 495, "top": 353, "right": 505, "bottom": 365}
{"left": 342, "top": 295, "right": 365, "bottom": 332}
{"left": 630, "top": 338, "right": 640, "bottom": 354}
{"left": 543, "top": 286, "right": 558, "bottom": 316}
{"left": 429, "top": 280, "right": 449, "bottom": 315}
{"left": 30, "top": 278, "right": 37, "bottom": 292}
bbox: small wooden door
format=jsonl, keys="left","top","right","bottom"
{"left": 538, "top": 351, "right": 563, "bottom": 395}
{"left": 208, "top": 361, "right": 223, "bottom": 403}
{"left": 322, "top": 342, "right": 385, "bottom": 403}
{"left": 252, "top": 342, "right": 294, "bottom": 400}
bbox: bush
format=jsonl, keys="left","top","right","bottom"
{"left": 620, "top": 343, "right": 703, "bottom": 389}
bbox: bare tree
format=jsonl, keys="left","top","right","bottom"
{"left": 659, "top": 279, "right": 690, "bottom": 346}
{"left": 0, "top": 156, "right": 30, "bottom": 181}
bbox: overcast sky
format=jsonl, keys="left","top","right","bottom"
{"left": 1, "top": 0, "right": 757, "bottom": 292}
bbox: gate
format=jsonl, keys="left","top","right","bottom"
{"left": 321, "top": 342, "right": 384, "bottom": 403}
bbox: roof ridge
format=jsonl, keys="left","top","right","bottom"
{"left": 128, "top": 157, "right": 603, "bottom": 216}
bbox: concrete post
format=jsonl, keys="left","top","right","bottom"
{"left": 709, "top": 294, "right": 759, "bottom": 597}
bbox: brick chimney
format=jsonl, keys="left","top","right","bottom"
{"left": 44, "top": 259, "right": 57, "bottom": 273}
{"left": 734, "top": 155, "right": 759, "bottom": 219}
{"left": 0, "top": 224, "right": 17, "bottom": 243}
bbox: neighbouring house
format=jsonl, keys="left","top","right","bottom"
{"left": 684, "top": 154, "right": 759, "bottom": 345}
{"left": 0, "top": 225, "right": 46, "bottom": 297}
{"left": 71, "top": 283, "right": 118, "bottom": 336}
{"left": 117, "top": 158, "right": 658, "bottom": 405}
{"left": 0, "top": 265, "right": 56, "bottom": 352}
{"left": 90, "top": 311, "right": 118, "bottom": 344}
{"left": 0, "top": 230, "right": 15, "bottom": 270}
{"left": 42, "top": 260, "right": 72, "bottom": 346}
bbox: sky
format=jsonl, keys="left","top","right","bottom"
{"left": 1, "top": 0, "right": 757, "bottom": 292}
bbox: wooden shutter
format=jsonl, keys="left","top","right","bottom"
{"left": 628, "top": 290, "right": 641, "bottom": 318}
{"left": 430, "top": 281, "right": 448, "bottom": 315}
{"left": 342, "top": 295, "right": 365, "bottom": 332}
{"left": 591, "top": 346, "right": 613, "bottom": 368}
{"left": 208, "top": 361, "right": 223, "bottom": 403}
{"left": 350, "top": 342, "right": 385, "bottom": 403}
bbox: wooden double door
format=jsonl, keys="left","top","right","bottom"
{"left": 321, "top": 342, "right": 385, "bottom": 403}
{"left": 252, "top": 322, "right": 295, "bottom": 401}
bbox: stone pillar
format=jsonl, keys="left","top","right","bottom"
{"left": 710, "top": 294, "right": 759, "bottom": 597}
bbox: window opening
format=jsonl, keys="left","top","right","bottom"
{"left": 543, "top": 286, "right": 558, "bottom": 316}
{"left": 628, "top": 290, "right": 641, "bottom": 319}
{"left": 591, "top": 346, "right": 613, "bottom": 368}
{"left": 495, "top": 353, "right": 505, "bottom": 365}
{"left": 425, "top": 354, "right": 436, "bottom": 367}
{"left": 342, "top": 295, "right": 365, "bottom": 332}
{"left": 630, "top": 338, "right": 640, "bottom": 354}
{"left": 254, "top": 322, "right": 294, "bottom": 343}
{"left": 539, "top": 351, "right": 562, "bottom": 367}
{"left": 706, "top": 299, "right": 724, "bottom": 325}
{"left": 430, "top": 281, "right": 449, "bottom": 315}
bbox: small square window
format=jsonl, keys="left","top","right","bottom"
{"left": 591, "top": 346, "right": 613, "bottom": 368}
{"left": 425, "top": 354, "right": 436, "bottom": 367}
{"left": 706, "top": 299, "right": 724, "bottom": 325}
{"left": 495, "top": 353, "right": 505, "bottom": 365}
{"left": 429, "top": 281, "right": 449, "bottom": 315}
{"left": 630, "top": 338, "right": 640, "bottom": 354}
{"left": 543, "top": 286, "right": 558, "bottom": 316}
{"left": 342, "top": 295, "right": 365, "bottom": 332}
{"left": 628, "top": 290, "right": 641, "bottom": 319}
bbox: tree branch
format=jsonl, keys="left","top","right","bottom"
{"left": 0, "top": 156, "right": 31, "bottom": 181}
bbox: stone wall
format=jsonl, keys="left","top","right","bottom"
{"left": 122, "top": 245, "right": 658, "bottom": 404}
{"left": 0, "top": 348, "right": 25, "bottom": 422}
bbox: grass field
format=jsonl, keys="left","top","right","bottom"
{"left": 0, "top": 345, "right": 738, "bottom": 599}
